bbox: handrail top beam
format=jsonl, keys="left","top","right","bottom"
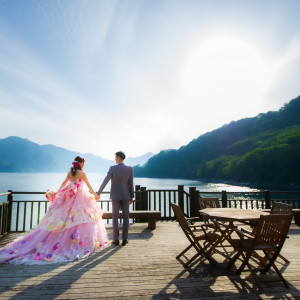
{"left": 0, "top": 192, "right": 11, "bottom": 196}
{"left": 4, "top": 190, "right": 300, "bottom": 195}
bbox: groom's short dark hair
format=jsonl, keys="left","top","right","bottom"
{"left": 116, "top": 151, "right": 126, "bottom": 160}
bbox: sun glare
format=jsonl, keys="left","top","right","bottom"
{"left": 180, "top": 33, "right": 274, "bottom": 113}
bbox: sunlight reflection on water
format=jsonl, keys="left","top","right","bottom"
{"left": 0, "top": 173, "right": 260, "bottom": 202}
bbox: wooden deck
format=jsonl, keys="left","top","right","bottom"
{"left": 1, "top": 221, "right": 300, "bottom": 299}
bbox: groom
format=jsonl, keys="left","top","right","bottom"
{"left": 97, "top": 151, "right": 134, "bottom": 246}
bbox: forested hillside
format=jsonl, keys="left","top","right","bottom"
{"left": 134, "top": 96, "right": 300, "bottom": 187}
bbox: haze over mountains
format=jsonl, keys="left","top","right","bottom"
{"left": 0, "top": 137, "right": 153, "bottom": 173}
{"left": 134, "top": 96, "right": 300, "bottom": 187}
{"left": 1, "top": 95, "right": 300, "bottom": 189}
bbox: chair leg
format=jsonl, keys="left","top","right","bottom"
{"left": 237, "top": 251, "right": 252, "bottom": 275}
{"left": 278, "top": 253, "right": 290, "bottom": 264}
{"left": 194, "top": 240, "right": 216, "bottom": 266}
{"left": 247, "top": 261, "right": 263, "bottom": 291}
{"left": 206, "top": 235, "right": 225, "bottom": 255}
{"left": 176, "top": 244, "right": 193, "bottom": 259}
{"left": 263, "top": 250, "right": 290, "bottom": 264}
{"left": 183, "top": 251, "right": 202, "bottom": 267}
{"left": 182, "top": 240, "right": 216, "bottom": 267}
{"left": 236, "top": 251, "right": 264, "bottom": 290}
{"left": 269, "top": 262, "right": 290, "bottom": 288}
{"left": 260, "top": 249, "right": 280, "bottom": 274}
{"left": 261, "top": 250, "right": 290, "bottom": 288}
{"left": 226, "top": 251, "right": 241, "bottom": 269}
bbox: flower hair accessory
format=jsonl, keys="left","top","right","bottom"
{"left": 45, "top": 189, "right": 56, "bottom": 203}
{"left": 72, "top": 162, "right": 79, "bottom": 168}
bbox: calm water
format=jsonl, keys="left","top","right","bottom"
{"left": 0, "top": 173, "right": 262, "bottom": 231}
{"left": 0, "top": 172, "right": 259, "bottom": 203}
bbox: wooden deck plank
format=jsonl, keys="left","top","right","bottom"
{"left": 0, "top": 221, "right": 300, "bottom": 299}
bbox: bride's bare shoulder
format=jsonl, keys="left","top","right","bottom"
{"left": 77, "top": 170, "right": 87, "bottom": 178}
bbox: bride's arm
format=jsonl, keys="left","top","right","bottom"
{"left": 81, "top": 172, "right": 98, "bottom": 198}
{"left": 57, "top": 173, "right": 70, "bottom": 192}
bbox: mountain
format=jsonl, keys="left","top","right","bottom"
{"left": 0, "top": 137, "right": 153, "bottom": 172}
{"left": 126, "top": 152, "right": 154, "bottom": 167}
{"left": 134, "top": 96, "right": 300, "bottom": 187}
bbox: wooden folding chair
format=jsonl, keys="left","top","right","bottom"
{"left": 228, "top": 214, "right": 293, "bottom": 290}
{"left": 270, "top": 202, "right": 293, "bottom": 263}
{"left": 170, "top": 202, "right": 220, "bottom": 267}
{"left": 199, "top": 197, "right": 220, "bottom": 224}
{"left": 270, "top": 201, "right": 293, "bottom": 214}
{"left": 199, "top": 197, "right": 233, "bottom": 247}
{"left": 242, "top": 202, "right": 292, "bottom": 263}
{"left": 199, "top": 197, "right": 221, "bottom": 209}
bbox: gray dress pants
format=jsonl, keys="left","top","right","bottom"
{"left": 112, "top": 199, "right": 129, "bottom": 241}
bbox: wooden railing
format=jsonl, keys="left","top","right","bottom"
{"left": 0, "top": 191, "right": 13, "bottom": 237}
{"left": 136, "top": 185, "right": 191, "bottom": 220}
{"left": 190, "top": 189, "right": 300, "bottom": 215}
{"left": 1, "top": 186, "right": 300, "bottom": 234}
{"left": 10, "top": 194, "right": 113, "bottom": 232}
{"left": 1, "top": 186, "right": 158, "bottom": 233}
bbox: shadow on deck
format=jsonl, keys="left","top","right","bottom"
{"left": 0, "top": 221, "right": 300, "bottom": 299}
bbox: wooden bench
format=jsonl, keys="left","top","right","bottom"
{"left": 102, "top": 210, "right": 161, "bottom": 230}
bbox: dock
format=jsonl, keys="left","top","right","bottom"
{"left": 0, "top": 221, "right": 300, "bottom": 299}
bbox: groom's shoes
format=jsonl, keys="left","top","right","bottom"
{"left": 112, "top": 240, "right": 119, "bottom": 246}
{"left": 122, "top": 240, "right": 128, "bottom": 246}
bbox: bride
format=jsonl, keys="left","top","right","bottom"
{"left": 0, "top": 156, "right": 109, "bottom": 264}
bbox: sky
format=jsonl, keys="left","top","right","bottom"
{"left": 0, "top": 0, "right": 300, "bottom": 160}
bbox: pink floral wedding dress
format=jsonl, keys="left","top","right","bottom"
{"left": 0, "top": 179, "right": 109, "bottom": 264}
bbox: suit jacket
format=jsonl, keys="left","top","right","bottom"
{"left": 98, "top": 163, "right": 134, "bottom": 201}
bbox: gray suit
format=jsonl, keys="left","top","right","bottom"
{"left": 98, "top": 163, "right": 134, "bottom": 241}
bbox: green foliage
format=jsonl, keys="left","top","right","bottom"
{"left": 134, "top": 96, "right": 300, "bottom": 185}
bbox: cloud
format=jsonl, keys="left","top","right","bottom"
{"left": 1, "top": 0, "right": 300, "bottom": 159}
{"left": 265, "top": 30, "right": 300, "bottom": 108}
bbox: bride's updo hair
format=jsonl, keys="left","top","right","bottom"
{"left": 71, "top": 156, "right": 85, "bottom": 176}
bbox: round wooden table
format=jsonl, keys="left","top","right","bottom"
{"left": 199, "top": 208, "right": 270, "bottom": 258}
{"left": 199, "top": 207, "right": 269, "bottom": 223}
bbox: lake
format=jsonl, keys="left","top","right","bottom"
{"left": 0, "top": 173, "right": 262, "bottom": 231}
{"left": 0, "top": 172, "right": 259, "bottom": 203}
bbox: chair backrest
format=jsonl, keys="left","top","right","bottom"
{"left": 199, "top": 197, "right": 221, "bottom": 209}
{"left": 254, "top": 214, "right": 293, "bottom": 247}
{"left": 270, "top": 202, "right": 293, "bottom": 214}
{"left": 170, "top": 202, "right": 190, "bottom": 232}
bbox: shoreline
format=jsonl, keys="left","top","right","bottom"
{"left": 134, "top": 175, "right": 300, "bottom": 191}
